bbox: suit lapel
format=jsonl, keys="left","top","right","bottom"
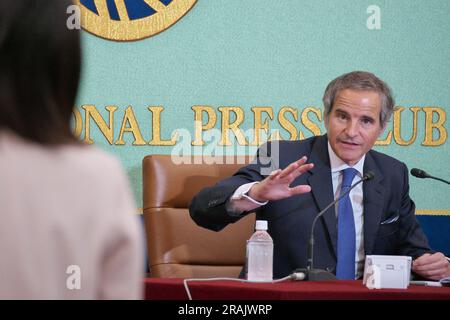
{"left": 307, "top": 135, "right": 337, "bottom": 256}
{"left": 363, "top": 152, "right": 385, "bottom": 255}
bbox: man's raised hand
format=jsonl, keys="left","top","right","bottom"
{"left": 248, "top": 156, "right": 314, "bottom": 202}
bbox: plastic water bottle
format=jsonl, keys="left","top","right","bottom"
{"left": 246, "top": 220, "right": 273, "bottom": 282}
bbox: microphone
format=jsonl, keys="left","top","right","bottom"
{"left": 294, "top": 171, "right": 375, "bottom": 281}
{"left": 410, "top": 168, "right": 450, "bottom": 185}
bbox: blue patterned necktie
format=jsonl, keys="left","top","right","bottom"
{"left": 336, "top": 168, "right": 358, "bottom": 279}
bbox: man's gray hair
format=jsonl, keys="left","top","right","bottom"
{"left": 322, "top": 71, "right": 395, "bottom": 127}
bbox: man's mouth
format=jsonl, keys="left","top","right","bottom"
{"left": 339, "top": 140, "right": 360, "bottom": 147}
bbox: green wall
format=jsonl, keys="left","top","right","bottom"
{"left": 75, "top": 0, "right": 449, "bottom": 215}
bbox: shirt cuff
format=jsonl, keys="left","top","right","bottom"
{"left": 226, "top": 182, "right": 268, "bottom": 214}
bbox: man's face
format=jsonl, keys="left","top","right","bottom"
{"left": 325, "top": 89, "right": 385, "bottom": 166}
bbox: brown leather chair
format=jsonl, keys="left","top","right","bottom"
{"left": 142, "top": 155, "right": 255, "bottom": 278}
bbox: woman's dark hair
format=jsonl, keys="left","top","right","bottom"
{"left": 0, "top": 0, "right": 81, "bottom": 145}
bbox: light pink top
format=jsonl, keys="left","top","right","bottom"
{"left": 0, "top": 131, "right": 144, "bottom": 299}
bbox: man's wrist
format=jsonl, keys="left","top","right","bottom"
{"left": 247, "top": 184, "right": 267, "bottom": 203}
{"left": 242, "top": 192, "right": 268, "bottom": 206}
{"left": 227, "top": 182, "right": 268, "bottom": 214}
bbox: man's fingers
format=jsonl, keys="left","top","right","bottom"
{"left": 278, "top": 156, "right": 308, "bottom": 179}
{"left": 412, "top": 253, "right": 432, "bottom": 266}
{"left": 268, "top": 169, "right": 282, "bottom": 180}
{"left": 290, "top": 163, "right": 314, "bottom": 180}
{"left": 413, "top": 258, "right": 448, "bottom": 272}
{"left": 412, "top": 266, "right": 447, "bottom": 280}
{"left": 413, "top": 253, "right": 443, "bottom": 267}
{"left": 412, "top": 253, "right": 450, "bottom": 279}
{"left": 289, "top": 184, "right": 312, "bottom": 195}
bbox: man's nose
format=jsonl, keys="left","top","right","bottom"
{"left": 345, "top": 121, "right": 358, "bottom": 137}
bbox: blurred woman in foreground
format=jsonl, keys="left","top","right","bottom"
{"left": 0, "top": 0, "right": 144, "bottom": 299}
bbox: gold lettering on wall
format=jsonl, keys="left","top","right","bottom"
{"left": 393, "top": 107, "right": 420, "bottom": 146}
{"left": 218, "top": 107, "right": 247, "bottom": 146}
{"left": 191, "top": 105, "right": 216, "bottom": 146}
{"left": 72, "top": 105, "right": 447, "bottom": 146}
{"left": 375, "top": 130, "right": 393, "bottom": 145}
{"left": 301, "top": 107, "right": 322, "bottom": 138}
{"left": 115, "top": 106, "right": 146, "bottom": 145}
{"left": 82, "top": 105, "right": 117, "bottom": 145}
{"left": 251, "top": 107, "right": 273, "bottom": 146}
{"left": 422, "top": 107, "right": 447, "bottom": 146}
{"left": 278, "top": 107, "right": 299, "bottom": 140}
{"left": 147, "top": 106, "right": 178, "bottom": 146}
{"left": 72, "top": 108, "right": 83, "bottom": 139}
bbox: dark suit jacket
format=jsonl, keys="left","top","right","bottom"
{"left": 189, "top": 134, "right": 431, "bottom": 279}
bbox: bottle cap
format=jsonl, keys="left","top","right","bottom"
{"left": 255, "top": 220, "right": 268, "bottom": 230}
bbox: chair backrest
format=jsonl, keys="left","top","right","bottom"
{"left": 142, "top": 155, "right": 255, "bottom": 278}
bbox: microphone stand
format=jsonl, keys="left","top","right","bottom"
{"left": 410, "top": 168, "right": 450, "bottom": 185}
{"left": 430, "top": 176, "right": 450, "bottom": 185}
{"left": 294, "top": 172, "right": 374, "bottom": 281}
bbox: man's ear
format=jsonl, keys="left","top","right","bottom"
{"left": 324, "top": 113, "right": 329, "bottom": 130}
{"left": 377, "top": 122, "right": 387, "bottom": 138}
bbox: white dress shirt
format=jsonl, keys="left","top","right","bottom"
{"left": 327, "top": 143, "right": 365, "bottom": 279}
{"left": 228, "top": 142, "right": 367, "bottom": 278}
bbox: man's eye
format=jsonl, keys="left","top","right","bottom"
{"left": 338, "top": 113, "right": 347, "bottom": 120}
{"left": 362, "top": 118, "right": 374, "bottom": 124}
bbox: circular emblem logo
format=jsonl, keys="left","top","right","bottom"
{"left": 76, "top": 0, "right": 197, "bottom": 41}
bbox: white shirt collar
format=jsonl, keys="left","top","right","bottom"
{"left": 327, "top": 141, "right": 365, "bottom": 176}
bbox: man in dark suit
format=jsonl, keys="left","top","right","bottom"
{"left": 189, "top": 71, "right": 450, "bottom": 280}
